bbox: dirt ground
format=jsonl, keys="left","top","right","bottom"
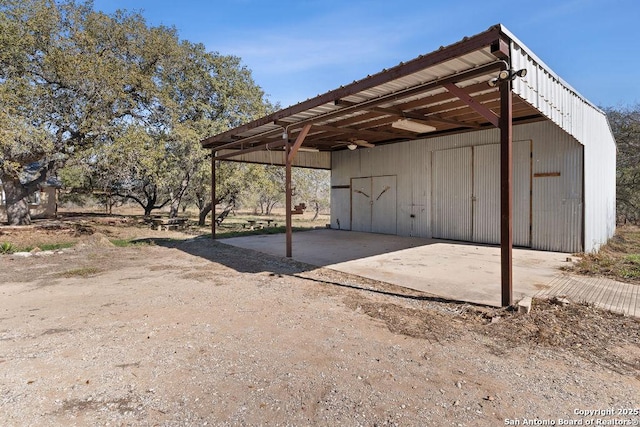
{"left": 1, "top": 217, "right": 639, "bottom": 426}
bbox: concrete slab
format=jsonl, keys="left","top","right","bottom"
{"left": 220, "top": 229, "right": 570, "bottom": 307}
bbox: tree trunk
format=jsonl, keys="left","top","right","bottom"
{"left": 169, "top": 192, "right": 178, "bottom": 218}
{"left": 312, "top": 201, "right": 320, "bottom": 221}
{"left": 266, "top": 200, "right": 278, "bottom": 215}
{"left": 169, "top": 175, "right": 190, "bottom": 218}
{"left": 2, "top": 176, "right": 32, "bottom": 225}
{"left": 198, "top": 201, "right": 212, "bottom": 226}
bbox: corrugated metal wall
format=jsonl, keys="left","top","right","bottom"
{"left": 331, "top": 120, "right": 585, "bottom": 253}
{"left": 371, "top": 175, "right": 398, "bottom": 234}
{"left": 432, "top": 147, "right": 473, "bottom": 241}
{"left": 510, "top": 40, "right": 616, "bottom": 252}
{"left": 583, "top": 109, "right": 617, "bottom": 252}
{"left": 528, "top": 122, "right": 583, "bottom": 252}
{"left": 472, "top": 142, "right": 531, "bottom": 246}
{"left": 330, "top": 153, "right": 351, "bottom": 230}
{"left": 351, "top": 177, "right": 372, "bottom": 232}
{"left": 472, "top": 145, "right": 501, "bottom": 244}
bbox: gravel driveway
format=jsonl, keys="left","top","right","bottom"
{"left": 1, "top": 232, "right": 638, "bottom": 426}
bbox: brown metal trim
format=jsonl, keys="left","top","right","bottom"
{"left": 206, "top": 62, "right": 504, "bottom": 150}
{"left": 443, "top": 83, "right": 500, "bottom": 127}
{"left": 491, "top": 38, "right": 510, "bottom": 60}
{"left": 310, "top": 123, "right": 400, "bottom": 141}
{"left": 288, "top": 124, "right": 312, "bottom": 163}
{"left": 211, "top": 127, "right": 284, "bottom": 152}
{"left": 335, "top": 100, "right": 479, "bottom": 129}
{"left": 201, "top": 26, "right": 503, "bottom": 147}
{"left": 528, "top": 140, "right": 533, "bottom": 247}
{"left": 499, "top": 76, "right": 513, "bottom": 307}
{"left": 533, "top": 172, "right": 561, "bottom": 177}
{"left": 331, "top": 185, "right": 351, "bottom": 189}
{"left": 285, "top": 141, "right": 292, "bottom": 257}
{"left": 211, "top": 152, "right": 216, "bottom": 239}
{"left": 215, "top": 141, "right": 286, "bottom": 160}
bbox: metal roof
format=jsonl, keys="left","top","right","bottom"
{"left": 201, "top": 25, "right": 550, "bottom": 156}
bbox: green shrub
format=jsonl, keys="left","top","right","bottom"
{"left": 0, "top": 242, "right": 15, "bottom": 254}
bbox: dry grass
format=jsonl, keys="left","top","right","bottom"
{"left": 565, "top": 225, "right": 640, "bottom": 284}
{"left": 0, "top": 207, "right": 329, "bottom": 252}
{"left": 472, "top": 298, "right": 640, "bottom": 375}
{"left": 58, "top": 267, "right": 103, "bottom": 278}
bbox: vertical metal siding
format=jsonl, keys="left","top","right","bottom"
{"left": 432, "top": 147, "right": 473, "bottom": 240}
{"left": 472, "top": 144, "right": 500, "bottom": 244}
{"left": 523, "top": 122, "right": 583, "bottom": 253}
{"left": 351, "top": 177, "right": 372, "bottom": 232}
{"left": 471, "top": 141, "right": 531, "bottom": 246}
{"left": 331, "top": 120, "right": 587, "bottom": 253}
{"left": 511, "top": 41, "right": 616, "bottom": 252}
{"left": 583, "top": 110, "right": 617, "bottom": 251}
{"left": 513, "top": 141, "right": 532, "bottom": 247}
{"left": 371, "top": 175, "right": 397, "bottom": 234}
{"left": 330, "top": 151, "right": 354, "bottom": 230}
{"left": 409, "top": 140, "right": 431, "bottom": 237}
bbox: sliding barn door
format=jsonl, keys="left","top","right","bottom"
{"left": 432, "top": 147, "right": 473, "bottom": 241}
{"left": 432, "top": 142, "right": 531, "bottom": 246}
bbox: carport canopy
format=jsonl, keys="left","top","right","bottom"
{"left": 201, "top": 24, "right": 543, "bottom": 307}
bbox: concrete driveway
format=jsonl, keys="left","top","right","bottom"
{"left": 220, "top": 229, "right": 570, "bottom": 307}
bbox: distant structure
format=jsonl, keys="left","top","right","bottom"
{"left": 0, "top": 179, "right": 60, "bottom": 223}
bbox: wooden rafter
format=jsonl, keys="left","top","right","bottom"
{"left": 443, "top": 82, "right": 500, "bottom": 127}
{"left": 202, "top": 26, "right": 504, "bottom": 148}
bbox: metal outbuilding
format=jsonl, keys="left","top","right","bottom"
{"left": 201, "top": 24, "right": 616, "bottom": 306}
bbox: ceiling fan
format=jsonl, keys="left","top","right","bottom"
{"left": 345, "top": 138, "right": 375, "bottom": 150}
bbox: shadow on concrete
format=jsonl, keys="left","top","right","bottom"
{"left": 138, "top": 229, "right": 568, "bottom": 307}
{"left": 130, "top": 236, "right": 307, "bottom": 275}
{"left": 140, "top": 234, "right": 490, "bottom": 308}
{"left": 217, "top": 228, "right": 444, "bottom": 266}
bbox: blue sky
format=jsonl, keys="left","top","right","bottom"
{"left": 93, "top": 0, "right": 639, "bottom": 109}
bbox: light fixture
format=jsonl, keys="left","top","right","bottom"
{"left": 487, "top": 68, "right": 528, "bottom": 87}
{"left": 297, "top": 147, "right": 319, "bottom": 153}
{"left": 347, "top": 143, "right": 358, "bottom": 151}
{"left": 514, "top": 68, "right": 527, "bottom": 78}
{"left": 391, "top": 119, "right": 436, "bottom": 134}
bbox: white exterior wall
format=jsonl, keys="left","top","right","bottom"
{"left": 582, "top": 110, "right": 617, "bottom": 252}
{"left": 510, "top": 36, "right": 616, "bottom": 252}
{"left": 331, "top": 120, "right": 585, "bottom": 253}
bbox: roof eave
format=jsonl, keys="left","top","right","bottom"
{"left": 201, "top": 24, "right": 508, "bottom": 148}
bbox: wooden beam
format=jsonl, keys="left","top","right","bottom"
{"left": 491, "top": 38, "right": 510, "bottom": 60}
{"left": 211, "top": 127, "right": 282, "bottom": 152}
{"left": 211, "top": 151, "right": 216, "bottom": 239}
{"left": 288, "top": 124, "right": 312, "bottom": 163}
{"left": 285, "top": 141, "right": 293, "bottom": 257}
{"left": 205, "top": 62, "right": 503, "bottom": 150}
{"left": 201, "top": 26, "right": 503, "bottom": 147}
{"left": 215, "top": 141, "right": 286, "bottom": 160}
{"left": 335, "top": 100, "right": 479, "bottom": 129}
{"left": 499, "top": 75, "right": 513, "bottom": 307}
{"left": 443, "top": 82, "right": 499, "bottom": 127}
{"left": 310, "top": 123, "right": 400, "bottom": 141}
